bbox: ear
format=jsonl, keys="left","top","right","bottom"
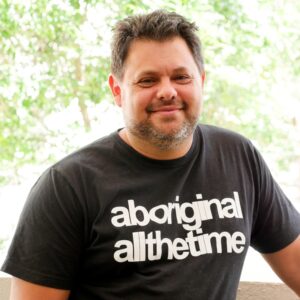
{"left": 201, "top": 71, "right": 206, "bottom": 88}
{"left": 108, "top": 74, "right": 122, "bottom": 107}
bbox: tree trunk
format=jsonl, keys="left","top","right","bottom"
{"left": 75, "top": 56, "right": 91, "bottom": 131}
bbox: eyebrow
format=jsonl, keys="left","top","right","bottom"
{"left": 136, "top": 67, "right": 190, "bottom": 78}
{"left": 173, "top": 67, "right": 190, "bottom": 73}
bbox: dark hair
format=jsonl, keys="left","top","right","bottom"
{"left": 110, "top": 10, "right": 204, "bottom": 79}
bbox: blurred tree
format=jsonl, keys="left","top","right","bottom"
{"left": 0, "top": 0, "right": 112, "bottom": 182}
{"left": 0, "top": 0, "right": 299, "bottom": 184}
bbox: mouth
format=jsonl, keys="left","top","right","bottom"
{"left": 146, "top": 106, "right": 184, "bottom": 118}
{"left": 146, "top": 103, "right": 185, "bottom": 114}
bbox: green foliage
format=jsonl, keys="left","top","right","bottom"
{"left": 0, "top": 238, "right": 6, "bottom": 250}
{"left": 0, "top": 0, "right": 299, "bottom": 184}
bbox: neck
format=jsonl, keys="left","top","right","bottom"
{"left": 118, "top": 128, "right": 194, "bottom": 160}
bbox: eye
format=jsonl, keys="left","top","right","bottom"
{"left": 173, "top": 74, "right": 192, "bottom": 84}
{"left": 137, "top": 78, "right": 157, "bottom": 87}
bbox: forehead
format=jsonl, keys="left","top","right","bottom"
{"left": 123, "top": 37, "right": 199, "bottom": 77}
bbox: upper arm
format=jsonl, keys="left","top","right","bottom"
{"left": 10, "top": 277, "right": 70, "bottom": 300}
{"left": 262, "top": 235, "right": 300, "bottom": 296}
{"left": 2, "top": 168, "right": 84, "bottom": 293}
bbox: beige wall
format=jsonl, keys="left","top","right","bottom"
{"left": 0, "top": 278, "right": 298, "bottom": 300}
{"left": 0, "top": 277, "right": 11, "bottom": 300}
{"left": 237, "top": 282, "right": 298, "bottom": 300}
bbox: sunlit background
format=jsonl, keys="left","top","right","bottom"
{"left": 1, "top": 0, "right": 299, "bottom": 283}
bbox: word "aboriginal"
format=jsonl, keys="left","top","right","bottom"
{"left": 111, "top": 191, "right": 243, "bottom": 231}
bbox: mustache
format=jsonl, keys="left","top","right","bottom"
{"left": 146, "top": 99, "right": 186, "bottom": 112}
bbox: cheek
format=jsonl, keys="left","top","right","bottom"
{"left": 181, "top": 89, "right": 202, "bottom": 116}
{"left": 180, "top": 89, "right": 197, "bottom": 104}
{"left": 184, "top": 86, "right": 202, "bottom": 103}
{"left": 122, "top": 91, "right": 150, "bottom": 120}
{"left": 132, "top": 89, "right": 154, "bottom": 110}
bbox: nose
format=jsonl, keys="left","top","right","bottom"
{"left": 156, "top": 79, "right": 177, "bottom": 101}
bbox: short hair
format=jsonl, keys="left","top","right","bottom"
{"left": 110, "top": 10, "right": 204, "bottom": 79}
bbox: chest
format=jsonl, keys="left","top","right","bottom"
{"left": 83, "top": 165, "right": 254, "bottom": 274}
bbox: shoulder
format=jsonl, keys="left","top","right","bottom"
{"left": 53, "top": 131, "right": 119, "bottom": 172}
{"left": 196, "top": 124, "right": 253, "bottom": 150}
{"left": 33, "top": 131, "right": 120, "bottom": 189}
{"left": 195, "top": 124, "right": 263, "bottom": 171}
{"left": 27, "top": 132, "right": 121, "bottom": 210}
{"left": 61, "top": 131, "right": 118, "bottom": 163}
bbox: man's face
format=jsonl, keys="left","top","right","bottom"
{"left": 109, "top": 37, "right": 205, "bottom": 150}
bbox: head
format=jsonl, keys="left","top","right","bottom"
{"left": 110, "top": 10, "right": 204, "bottom": 80}
{"left": 109, "top": 11, "right": 205, "bottom": 156}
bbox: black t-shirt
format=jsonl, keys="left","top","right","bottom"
{"left": 2, "top": 125, "right": 300, "bottom": 299}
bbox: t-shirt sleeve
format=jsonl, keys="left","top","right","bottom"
{"left": 250, "top": 145, "right": 300, "bottom": 253}
{"left": 1, "top": 167, "right": 85, "bottom": 289}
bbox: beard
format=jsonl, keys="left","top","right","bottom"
{"left": 125, "top": 110, "right": 199, "bottom": 151}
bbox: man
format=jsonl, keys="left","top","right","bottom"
{"left": 2, "top": 10, "right": 300, "bottom": 300}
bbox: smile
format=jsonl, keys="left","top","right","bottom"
{"left": 147, "top": 105, "right": 185, "bottom": 113}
